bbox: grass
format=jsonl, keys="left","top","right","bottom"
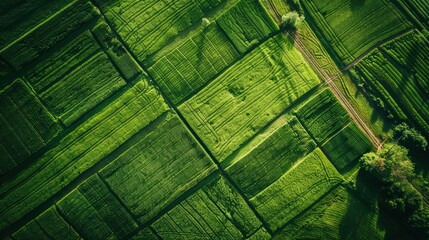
{"left": 57, "top": 174, "right": 138, "bottom": 239}
{"left": 216, "top": 0, "right": 279, "bottom": 53}
{"left": 0, "top": 79, "right": 62, "bottom": 175}
{"left": 273, "top": 186, "right": 386, "bottom": 240}
{"left": 151, "top": 176, "right": 261, "bottom": 239}
{"left": 226, "top": 116, "right": 316, "bottom": 198}
{"left": 148, "top": 23, "right": 239, "bottom": 105}
{"left": 179, "top": 33, "right": 319, "bottom": 162}
{"left": 302, "top": 0, "right": 412, "bottom": 65}
{"left": 0, "top": 80, "right": 168, "bottom": 232}
{"left": 321, "top": 122, "right": 373, "bottom": 173}
{"left": 100, "top": 113, "right": 217, "bottom": 225}
{"left": 0, "top": 0, "right": 99, "bottom": 70}
{"left": 250, "top": 148, "right": 343, "bottom": 232}
{"left": 12, "top": 207, "right": 79, "bottom": 240}
{"left": 296, "top": 88, "right": 350, "bottom": 143}
{"left": 356, "top": 30, "right": 429, "bottom": 136}
{"left": 95, "top": 0, "right": 225, "bottom": 62}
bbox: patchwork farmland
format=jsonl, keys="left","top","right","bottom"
{"left": 1, "top": 0, "right": 428, "bottom": 239}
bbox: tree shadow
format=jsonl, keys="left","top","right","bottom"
{"left": 350, "top": 0, "right": 365, "bottom": 11}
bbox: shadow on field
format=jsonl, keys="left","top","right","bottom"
{"left": 350, "top": 0, "right": 365, "bottom": 11}
{"left": 340, "top": 170, "right": 414, "bottom": 239}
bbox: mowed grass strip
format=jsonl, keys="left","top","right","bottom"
{"left": 0, "top": 80, "right": 168, "bottom": 232}
{"left": 322, "top": 122, "right": 373, "bottom": 173}
{"left": 152, "top": 177, "right": 261, "bottom": 239}
{"left": 0, "top": 0, "right": 100, "bottom": 70}
{"left": 250, "top": 148, "right": 343, "bottom": 232}
{"left": 217, "top": 0, "right": 279, "bottom": 53}
{"left": 357, "top": 30, "right": 429, "bottom": 136}
{"left": 295, "top": 88, "right": 350, "bottom": 143}
{"left": 302, "top": 0, "right": 411, "bottom": 64}
{"left": 0, "top": 79, "right": 62, "bottom": 175}
{"left": 100, "top": 113, "right": 217, "bottom": 225}
{"left": 226, "top": 116, "right": 316, "bottom": 198}
{"left": 12, "top": 207, "right": 80, "bottom": 240}
{"left": 148, "top": 23, "right": 240, "bottom": 104}
{"left": 273, "top": 187, "right": 386, "bottom": 240}
{"left": 179, "top": 33, "right": 319, "bottom": 162}
{"left": 95, "top": 0, "right": 225, "bottom": 62}
{"left": 57, "top": 174, "right": 138, "bottom": 240}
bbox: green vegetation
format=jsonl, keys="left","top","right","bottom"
{"left": 0, "top": 80, "right": 168, "bottom": 232}
{"left": 100, "top": 113, "right": 217, "bottom": 224}
{"left": 226, "top": 116, "right": 316, "bottom": 197}
{"left": 180, "top": 33, "right": 319, "bottom": 162}
{"left": 281, "top": 11, "right": 304, "bottom": 30}
{"left": 0, "top": 79, "right": 62, "bottom": 175}
{"left": 322, "top": 122, "right": 373, "bottom": 172}
{"left": 148, "top": 23, "right": 239, "bottom": 104}
{"left": 12, "top": 207, "right": 79, "bottom": 240}
{"left": 94, "top": 0, "right": 225, "bottom": 62}
{"left": 396, "top": 0, "right": 429, "bottom": 30}
{"left": 274, "top": 186, "right": 388, "bottom": 240}
{"left": 356, "top": 30, "right": 429, "bottom": 136}
{"left": 0, "top": 0, "right": 99, "bottom": 70}
{"left": 251, "top": 148, "right": 343, "bottom": 232}
{"left": 393, "top": 123, "right": 428, "bottom": 152}
{"left": 216, "top": 0, "right": 279, "bottom": 53}
{"left": 57, "top": 174, "right": 137, "bottom": 239}
{"left": 296, "top": 89, "right": 350, "bottom": 143}
{"left": 151, "top": 177, "right": 261, "bottom": 239}
{"left": 302, "top": 0, "right": 412, "bottom": 65}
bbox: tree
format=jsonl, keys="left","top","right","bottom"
{"left": 393, "top": 123, "right": 428, "bottom": 152}
{"left": 360, "top": 144, "right": 414, "bottom": 183}
{"left": 281, "top": 11, "right": 304, "bottom": 30}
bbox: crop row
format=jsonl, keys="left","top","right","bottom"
{"left": 94, "top": 0, "right": 225, "bottom": 62}
{"left": 396, "top": 0, "right": 429, "bottom": 29}
{"left": 179, "top": 33, "right": 319, "bottom": 162}
{"left": 0, "top": 80, "right": 168, "bottom": 232}
{"left": 302, "top": 0, "right": 411, "bottom": 65}
{"left": 0, "top": 80, "right": 62, "bottom": 175}
{"left": 356, "top": 30, "right": 429, "bottom": 136}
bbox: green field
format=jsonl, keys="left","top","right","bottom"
{"left": 0, "top": 0, "right": 426, "bottom": 238}
{"left": 180, "top": 33, "right": 319, "bottom": 162}
{"left": 302, "top": 0, "right": 412, "bottom": 65}
{"left": 356, "top": 30, "right": 429, "bottom": 136}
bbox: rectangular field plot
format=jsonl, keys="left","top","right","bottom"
{"left": 296, "top": 88, "right": 350, "bottom": 143}
{"left": 57, "top": 174, "right": 138, "bottom": 240}
{"left": 226, "top": 116, "right": 316, "bottom": 198}
{"left": 250, "top": 148, "right": 343, "bottom": 232}
{"left": 0, "top": 0, "right": 100, "bottom": 70}
{"left": 322, "top": 122, "right": 372, "bottom": 173}
{"left": 0, "top": 80, "right": 168, "bottom": 232}
{"left": 95, "top": 0, "right": 225, "bottom": 62}
{"left": 179, "top": 34, "right": 319, "bottom": 162}
{"left": 151, "top": 177, "right": 262, "bottom": 239}
{"left": 216, "top": 0, "right": 279, "bottom": 53}
{"left": 26, "top": 30, "right": 126, "bottom": 126}
{"left": 148, "top": 23, "right": 240, "bottom": 104}
{"left": 0, "top": 79, "right": 62, "bottom": 175}
{"left": 356, "top": 30, "right": 429, "bottom": 136}
{"left": 302, "top": 0, "right": 411, "bottom": 64}
{"left": 274, "top": 187, "right": 386, "bottom": 240}
{"left": 12, "top": 207, "right": 80, "bottom": 240}
{"left": 100, "top": 113, "right": 217, "bottom": 225}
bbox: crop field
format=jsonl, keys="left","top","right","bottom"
{"left": 301, "top": 0, "right": 412, "bottom": 65}
{"left": 356, "top": 30, "right": 429, "bottom": 136}
{"left": 179, "top": 33, "right": 319, "bottom": 162}
{"left": 1, "top": 0, "right": 426, "bottom": 239}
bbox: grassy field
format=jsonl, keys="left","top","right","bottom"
{"left": 179, "top": 33, "right": 319, "bottom": 162}
{"left": 151, "top": 177, "right": 261, "bottom": 239}
{"left": 0, "top": 0, "right": 424, "bottom": 238}
{"left": 302, "top": 0, "right": 412, "bottom": 65}
{"left": 356, "top": 30, "right": 429, "bottom": 136}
